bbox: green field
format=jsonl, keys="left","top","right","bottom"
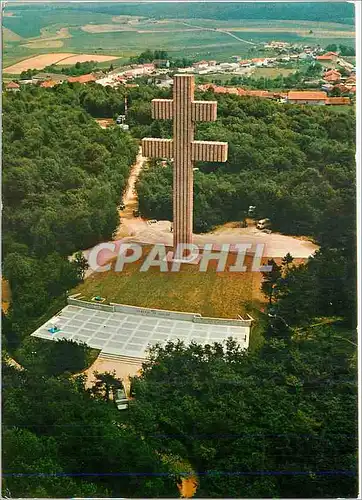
{"left": 2, "top": 3, "right": 355, "bottom": 71}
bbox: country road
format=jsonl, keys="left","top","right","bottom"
{"left": 180, "top": 21, "right": 257, "bottom": 45}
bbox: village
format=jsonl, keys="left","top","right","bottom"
{"left": 5, "top": 41, "right": 356, "bottom": 107}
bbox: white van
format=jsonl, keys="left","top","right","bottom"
{"left": 256, "top": 218, "right": 271, "bottom": 230}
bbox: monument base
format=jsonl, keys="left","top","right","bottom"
{"left": 164, "top": 251, "right": 201, "bottom": 265}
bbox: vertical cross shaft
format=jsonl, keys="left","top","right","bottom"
{"left": 173, "top": 75, "right": 194, "bottom": 247}
{"left": 142, "top": 74, "right": 228, "bottom": 252}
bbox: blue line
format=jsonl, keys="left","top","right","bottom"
{"left": 3, "top": 470, "right": 357, "bottom": 478}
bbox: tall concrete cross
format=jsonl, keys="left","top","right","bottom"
{"left": 142, "top": 74, "right": 228, "bottom": 250}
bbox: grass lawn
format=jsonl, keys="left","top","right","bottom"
{"left": 74, "top": 249, "right": 263, "bottom": 320}
{"left": 252, "top": 67, "right": 297, "bottom": 78}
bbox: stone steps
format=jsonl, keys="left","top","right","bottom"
{"left": 99, "top": 352, "right": 146, "bottom": 365}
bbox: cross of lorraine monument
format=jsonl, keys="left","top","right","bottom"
{"left": 142, "top": 74, "right": 228, "bottom": 253}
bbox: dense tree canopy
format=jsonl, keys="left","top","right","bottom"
{"left": 2, "top": 84, "right": 138, "bottom": 345}
{"left": 2, "top": 80, "right": 356, "bottom": 498}
{"left": 2, "top": 360, "right": 177, "bottom": 498}
{"left": 127, "top": 333, "right": 356, "bottom": 498}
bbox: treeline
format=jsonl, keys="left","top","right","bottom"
{"left": 130, "top": 49, "right": 169, "bottom": 64}
{"left": 20, "top": 61, "right": 101, "bottom": 80}
{"left": 2, "top": 84, "right": 138, "bottom": 347}
{"left": 325, "top": 43, "right": 356, "bottom": 56}
{"left": 129, "top": 49, "right": 194, "bottom": 69}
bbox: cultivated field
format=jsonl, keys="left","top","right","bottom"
{"left": 3, "top": 53, "right": 120, "bottom": 73}
{"left": 2, "top": 4, "right": 355, "bottom": 69}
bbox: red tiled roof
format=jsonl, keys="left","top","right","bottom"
{"left": 326, "top": 97, "right": 351, "bottom": 105}
{"left": 324, "top": 51, "right": 339, "bottom": 57}
{"left": 288, "top": 91, "right": 327, "bottom": 101}
{"left": 6, "top": 81, "right": 20, "bottom": 89}
{"left": 324, "top": 74, "right": 341, "bottom": 82}
{"left": 335, "top": 84, "right": 349, "bottom": 92}
{"left": 245, "top": 90, "right": 272, "bottom": 98}
{"left": 316, "top": 55, "right": 334, "bottom": 61}
{"left": 67, "top": 73, "right": 96, "bottom": 84}
{"left": 325, "top": 69, "right": 341, "bottom": 76}
{"left": 40, "top": 80, "right": 57, "bottom": 88}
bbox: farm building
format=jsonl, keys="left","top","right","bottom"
{"left": 32, "top": 73, "right": 68, "bottom": 84}
{"left": 5, "top": 81, "right": 20, "bottom": 92}
{"left": 68, "top": 73, "right": 97, "bottom": 84}
{"left": 287, "top": 91, "right": 327, "bottom": 105}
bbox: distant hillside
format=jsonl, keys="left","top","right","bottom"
{"left": 7, "top": 2, "right": 355, "bottom": 25}
{"left": 53, "top": 2, "right": 355, "bottom": 25}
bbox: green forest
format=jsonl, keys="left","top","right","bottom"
{"left": 2, "top": 80, "right": 357, "bottom": 498}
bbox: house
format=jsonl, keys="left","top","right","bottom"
{"left": 316, "top": 51, "right": 339, "bottom": 62}
{"left": 40, "top": 79, "right": 57, "bottom": 88}
{"left": 193, "top": 60, "right": 209, "bottom": 70}
{"left": 251, "top": 58, "right": 268, "bottom": 67}
{"left": 287, "top": 91, "right": 327, "bottom": 105}
{"left": 243, "top": 90, "right": 273, "bottom": 99}
{"left": 298, "top": 52, "right": 312, "bottom": 60}
{"left": 323, "top": 69, "right": 341, "bottom": 83}
{"left": 345, "top": 75, "right": 356, "bottom": 87}
{"left": 32, "top": 73, "right": 68, "bottom": 84}
{"left": 239, "top": 60, "right": 251, "bottom": 67}
{"left": 326, "top": 97, "right": 351, "bottom": 105}
{"left": 67, "top": 73, "right": 97, "bottom": 84}
{"left": 5, "top": 81, "right": 20, "bottom": 92}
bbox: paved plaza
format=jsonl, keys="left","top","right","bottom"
{"left": 31, "top": 303, "right": 250, "bottom": 359}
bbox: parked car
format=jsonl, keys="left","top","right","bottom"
{"left": 148, "top": 219, "right": 157, "bottom": 224}
{"left": 114, "top": 387, "right": 128, "bottom": 411}
{"left": 256, "top": 218, "right": 271, "bottom": 230}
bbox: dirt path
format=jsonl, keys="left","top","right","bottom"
{"left": 180, "top": 21, "right": 257, "bottom": 45}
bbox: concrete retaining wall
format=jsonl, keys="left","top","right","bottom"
{"left": 193, "top": 316, "right": 252, "bottom": 327}
{"left": 67, "top": 297, "right": 115, "bottom": 313}
{"left": 67, "top": 296, "right": 252, "bottom": 327}
{"left": 111, "top": 302, "right": 200, "bottom": 321}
